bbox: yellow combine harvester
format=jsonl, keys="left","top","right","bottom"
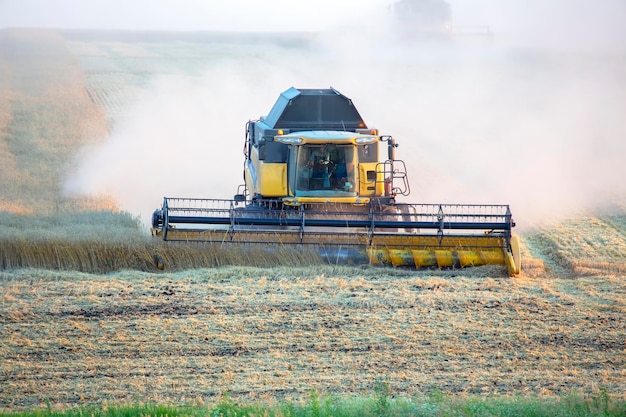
{"left": 152, "top": 87, "right": 520, "bottom": 276}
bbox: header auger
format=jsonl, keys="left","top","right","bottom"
{"left": 152, "top": 87, "right": 520, "bottom": 275}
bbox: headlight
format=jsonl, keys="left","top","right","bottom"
{"left": 276, "top": 136, "right": 303, "bottom": 144}
{"left": 355, "top": 136, "right": 379, "bottom": 144}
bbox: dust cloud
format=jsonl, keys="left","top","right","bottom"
{"left": 57, "top": 0, "right": 626, "bottom": 229}
{"left": 63, "top": 60, "right": 308, "bottom": 221}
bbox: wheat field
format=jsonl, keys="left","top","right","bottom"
{"left": 0, "top": 28, "right": 625, "bottom": 410}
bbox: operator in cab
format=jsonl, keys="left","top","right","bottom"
{"left": 308, "top": 144, "right": 335, "bottom": 189}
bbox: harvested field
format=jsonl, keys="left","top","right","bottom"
{"left": 0, "top": 28, "right": 625, "bottom": 411}
{"left": 1, "top": 266, "right": 624, "bottom": 409}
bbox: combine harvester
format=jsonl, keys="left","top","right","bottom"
{"left": 152, "top": 87, "right": 520, "bottom": 276}
{"left": 389, "top": 0, "right": 493, "bottom": 39}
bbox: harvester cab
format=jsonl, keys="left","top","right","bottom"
{"left": 239, "top": 87, "right": 408, "bottom": 206}
{"left": 152, "top": 87, "right": 521, "bottom": 276}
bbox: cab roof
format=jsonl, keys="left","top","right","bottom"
{"left": 263, "top": 87, "right": 367, "bottom": 131}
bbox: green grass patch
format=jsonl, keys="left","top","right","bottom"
{"left": 1, "top": 390, "right": 624, "bottom": 417}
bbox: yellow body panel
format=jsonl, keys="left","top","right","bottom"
{"left": 244, "top": 146, "right": 287, "bottom": 197}
{"left": 358, "top": 162, "right": 384, "bottom": 197}
{"left": 244, "top": 162, "right": 287, "bottom": 198}
{"left": 510, "top": 234, "right": 521, "bottom": 275}
{"left": 257, "top": 163, "right": 287, "bottom": 197}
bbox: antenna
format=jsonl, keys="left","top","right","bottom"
{"left": 341, "top": 120, "right": 346, "bottom": 131}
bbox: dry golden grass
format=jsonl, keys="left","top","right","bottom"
{"left": 0, "top": 29, "right": 109, "bottom": 215}
{"left": 0, "top": 237, "right": 351, "bottom": 272}
{"left": 521, "top": 210, "right": 626, "bottom": 278}
{"left": 1, "top": 266, "right": 624, "bottom": 409}
{"left": 0, "top": 213, "right": 326, "bottom": 273}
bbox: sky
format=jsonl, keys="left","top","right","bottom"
{"left": 1, "top": 0, "right": 382, "bottom": 32}
{"left": 1, "top": 0, "right": 626, "bottom": 50}
{"left": 0, "top": 1, "right": 622, "bottom": 31}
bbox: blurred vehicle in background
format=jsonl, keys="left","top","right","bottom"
{"left": 389, "top": 0, "right": 492, "bottom": 40}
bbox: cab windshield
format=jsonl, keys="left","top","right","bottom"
{"left": 294, "top": 144, "right": 356, "bottom": 197}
